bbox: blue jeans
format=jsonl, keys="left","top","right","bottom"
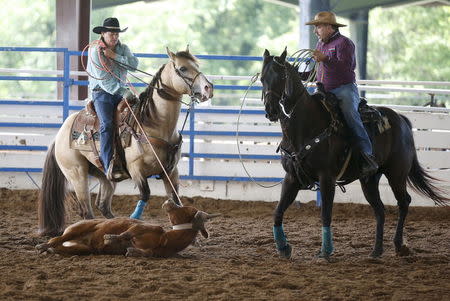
{"left": 330, "top": 83, "right": 373, "bottom": 154}
{"left": 92, "top": 90, "right": 123, "bottom": 171}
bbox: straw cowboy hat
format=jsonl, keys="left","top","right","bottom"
{"left": 93, "top": 17, "right": 128, "bottom": 34}
{"left": 305, "top": 11, "right": 346, "bottom": 27}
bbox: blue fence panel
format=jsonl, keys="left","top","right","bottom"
{"left": 0, "top": 47, "right": 284, "bottom": 183}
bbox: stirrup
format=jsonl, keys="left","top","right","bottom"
{"left": 360, "top": 153, "right": 378, "bottom": 178}
{"left": 106, "top": 162, "right": 130, "bottom": 182}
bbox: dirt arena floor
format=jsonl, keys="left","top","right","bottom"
{"left": 0, "top": 188, "right": 449, "bottom": 301}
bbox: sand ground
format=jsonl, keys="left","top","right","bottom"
{"left": 0, "top": 188, "right": 449, "bottom": 300}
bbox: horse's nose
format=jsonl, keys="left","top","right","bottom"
{"left": 205, "top": 83, "right": 214, "bottom": 98}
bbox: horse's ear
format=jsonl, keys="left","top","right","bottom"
{"left": 166, "top": 47, "right": 176, "bottom": 61}
{"left": 185, "top": 44, "right": 190, "bottom": 53}
{"left": 263, "top": 49, "right": 270, "bottom": 58}
{"left": 280, "top": 47, "right": 287, "bottom": 62}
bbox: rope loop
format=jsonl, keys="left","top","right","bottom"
{"left": 237, "top": 72, "right": 283, "bottom": 188}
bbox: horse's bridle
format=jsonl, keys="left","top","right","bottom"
{"left": 150, "top": 62, "right": 205, "bottom": 103}
{"left": 263, "top": 57, "right": 306, "bottom": 119}
{"left": 172, "top": 62, "right": 206, "bottom": 100}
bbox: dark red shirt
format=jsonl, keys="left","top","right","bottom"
{"left": 316, "top": 31, "right": 356, "bottom": 92}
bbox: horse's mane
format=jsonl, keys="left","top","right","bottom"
{"left": 139, "top": 64, "right": 165, "bottom": 102}
{"left": 137, "top": 64, "right": 166, "bottom": 127}
{"left": 283, "top": 60, "right": 305, "bottom": 99}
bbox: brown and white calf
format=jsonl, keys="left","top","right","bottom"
{"left": 36, "top": 199, "right": 220, "bottom": 257}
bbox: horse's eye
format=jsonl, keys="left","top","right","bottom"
{"left": 179, "top": 66, "right": 187, "bottom": 72}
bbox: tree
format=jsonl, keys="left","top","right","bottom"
{"left": 0, "top": 1, "right": 448, "bottom": 105}
{"left": 367, "top": 5, "right": 450, "bottom": 105}
{"left": 0, "top": 0, "right": 56, "bottom": 99}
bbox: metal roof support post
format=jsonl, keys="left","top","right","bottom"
{"left": 349, "top": 9, "right": 369, "bottom": 97}
{"left": 189, "top": 103, "right": 196, "bottom": 178}
{"left": 63, "top": 49, "right": 70, "bottom": 121}
{"left": 56, "top": 0, "right": 91, "bottom": 102}
{"left": 299, "top": 0, "right": 330, "bottom": 49}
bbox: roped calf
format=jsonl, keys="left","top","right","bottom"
{"left": 36, "top": 199, "right": 220, "bottom": 257}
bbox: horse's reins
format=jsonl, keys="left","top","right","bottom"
{"left": 83, "top": 41, "right": 203, "bottom": 202}
{"left": 84, "top": 40, "right": 200, "bottom": 104}
{"left": 116, "top": 66, "right": 200, "bottom": 200}
{"left": 267, "top": 53, "right": 349, "bottom": 191}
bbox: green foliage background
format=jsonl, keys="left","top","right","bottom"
{"left": 0, "top": 0, "right": 448, "bottom": 105}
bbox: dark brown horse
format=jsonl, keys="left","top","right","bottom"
{"left": 261, "top": 49, "right": 448, "bottom": 259}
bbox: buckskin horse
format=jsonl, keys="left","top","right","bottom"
{"left": 38, "top": 48, "right": 213, "bottom": 236}
{"left": 261, "top": 49, "right": 448, "bottom": 259}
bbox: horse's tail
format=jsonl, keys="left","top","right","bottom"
{"left": 401, "top": 115, "right": 450, "bottom": 206}
{"left": 38, "top": 142, "right": 67, "bottom": 236}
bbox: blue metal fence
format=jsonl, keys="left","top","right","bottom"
{"left": 0, "top": 47, "right": 283, "bottom": 183}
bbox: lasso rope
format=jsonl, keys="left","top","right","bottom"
{"left": 289, "top": 48, "right": 318, "bottom": 84}
{"left": 236, "top": 73, "right": 282, "bottom": 188}
{"left": 236, "top": 49, "right": 319, "bottom": 188}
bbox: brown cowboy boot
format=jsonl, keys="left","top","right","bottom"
{"left": 106, "top": 155, "right": 130, "bottom": 182}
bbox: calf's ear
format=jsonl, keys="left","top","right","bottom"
{"left": 192, "top": 211, "right": 221, "bottom": 238}
{"left": 192, "top": 211, "right": 209, "bottom": 238}
{"left": 162, "top": 199, "right": 181, "bottom": 211}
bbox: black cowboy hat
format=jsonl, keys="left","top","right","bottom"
{"left": 93, "top": 17, "right": 128, "bottom": 34}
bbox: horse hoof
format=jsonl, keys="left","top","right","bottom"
{"left": 126, "top": 247, "right": 144, "bottom": 257}
{"left": 35, "top": 243, "right": 49, "bottom": 253}
{"left": 315, "top": 250, "right": 333, "bottom": 262}
{"left": 370, "top": 249, "right": 383, "bottom": 258}
{"left": 277, "top": 244, "right": 292, "bottom": 259}
{"left": 396, "top": 245, "right": 411, "bottom": 257}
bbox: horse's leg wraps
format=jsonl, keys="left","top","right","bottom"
{"left": 273, "top": 225, "right": 289, "bottom": 251}
{"left": 130, "top": 200, "right": 147, "bottom": 219}
{"left": 321, "top": 226, "right": 334, "bottom": 255}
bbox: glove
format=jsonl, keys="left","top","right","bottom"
{"left": 122, "top": 89, "right": 138, "bottom": 104}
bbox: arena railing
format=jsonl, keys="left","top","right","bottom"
{"left": 1, "top": 47, "right": 449, "bottom": 191}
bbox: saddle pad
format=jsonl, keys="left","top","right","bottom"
{"left": 70, "top": 108, "right": 100, "bottom": 151}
